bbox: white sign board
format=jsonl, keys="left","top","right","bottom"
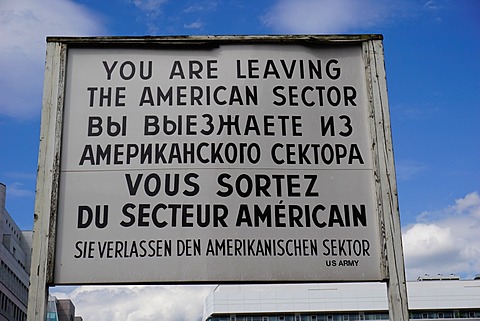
{"left": 53, "top": 39, "right": 386, "bottom": 284}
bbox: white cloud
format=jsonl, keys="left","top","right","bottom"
{"left": 395, "top": 160, "right": 426, "bottom": 182}
{"left": 51, "top": 285, "right": 214, "bottom": 321}
{"left": 424, "top": 0, "right": 440, "bottom": 12}
{"left": 132, "top": 0, "right": 168, "bottom": 16}
{"left": 0, "top": 0, "right": 105, "bottom": 119}
{"left": 129, "top": 0, "right": 169, "bottom": 34}
{"left": 6, "top": 182, "right": 35, "bottom": 198}
{"left": 454, "top": 191, "right": 480, "bottom": 216}
{"left": 402, "top": 192, "right": 480, "bottom": 280}
{"left": 2, "top": 172, "right": 36, "bottom": 201}
{"left": 262, "top": 0, "right": 395, "bottom": 34}
{"left": 184, "top": 20, "right": 204, "bottom": 29}
{"left": 183, "top": 1, "right": 219, "bottom": 14}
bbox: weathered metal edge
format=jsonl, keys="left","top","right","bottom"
{"left": 27, "top": 41, "right": 67, "bottom": 321}
{"left": 363, "top": 39, "right": 409, "bottom": 321}
{"left": 46, "top": 34, "right": 383, "bottom": 46}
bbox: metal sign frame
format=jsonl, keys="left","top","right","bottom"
{"left": 28, "top": 35, "right": 408, "bottom": 320}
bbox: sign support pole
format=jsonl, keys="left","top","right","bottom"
{"left": 364, "top": 39, "right": 409, "bottom": 321}
{"left": 27, "top": 41, "right": 66, "bottom": 321}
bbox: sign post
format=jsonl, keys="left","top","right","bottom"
{"left": 28, "top": 35, "right": 408, "bottom": 320}
{"left": 28, "top": 41, "right": 66, "bottom": 320}
{"left": 363, "top": 39, "right": 409, "bottom": 321}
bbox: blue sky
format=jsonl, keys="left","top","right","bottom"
{"left": 1, "top": 0, "right": 479, "bottom": 319}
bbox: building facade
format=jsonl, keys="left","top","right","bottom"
{"left": 47, "top": 296, "right": 83, "bottom": 321}
{"left": 0, "top": 183, "right": 32, "bottom": 321}
{"left": 203, "top": 279, "right": 480, "bottom": 321}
